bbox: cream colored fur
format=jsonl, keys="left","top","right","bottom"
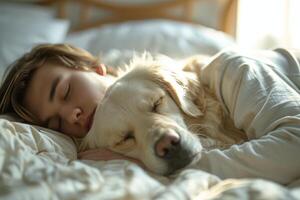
{"left": 80, "top": 54, "right": 247, "bottom": 175}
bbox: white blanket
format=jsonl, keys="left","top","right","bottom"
{"left": 1, "top": 48, "right": 300, "bottom": 200}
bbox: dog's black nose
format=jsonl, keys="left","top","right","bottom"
{"left": 155, "top": 130, "right": 180, "bottom": 158}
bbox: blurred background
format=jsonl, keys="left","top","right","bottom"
{"left": 2, "top": 0, "right": 299, "bottom": 79}
{"left": 237, "top": 0, "right": 300, "bottom": 49}
{"left": 1, "top": 0, "right": 299, "bottom": 50}
{"left": 59, "top": 0, "right": 300, "bottom": 49}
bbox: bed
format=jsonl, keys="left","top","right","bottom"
{"left": 0, "top": 0, "right": 300, "bottom": 199}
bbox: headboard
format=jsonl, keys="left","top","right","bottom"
{"left": 40, "top": 0, "right": 238, "bottom": 37}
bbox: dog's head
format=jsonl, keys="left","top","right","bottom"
{"left": 81, "top": 55, "right": 205, "bottom": 175}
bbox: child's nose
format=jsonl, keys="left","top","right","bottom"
{"left": 61, "top": 106, "right": 82, "bottom": 124}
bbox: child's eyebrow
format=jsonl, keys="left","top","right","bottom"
{"left": 49, "top": 76, "right": 61, "bottom": 102}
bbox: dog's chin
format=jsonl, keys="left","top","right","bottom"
{"left": 165, "top": 145, "right": 202, "bottom": 175}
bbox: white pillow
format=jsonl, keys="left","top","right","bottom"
{"left": 0, "top": 14, "right": 69, "bottom": 81}
{"left": 65, "top": 20, "right": 235, "bottom": 60}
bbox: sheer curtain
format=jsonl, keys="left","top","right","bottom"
{"left": 236, "top": 0, "right": 300, "bottom": 49}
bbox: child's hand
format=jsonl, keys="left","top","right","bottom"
{"left": 78, "top": 148, "right": 146, "bottom": 169}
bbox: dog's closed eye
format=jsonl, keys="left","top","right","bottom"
{"left": 152, "top": 96, "right": 164, "bottom": 113}
{"left": 123, "top": 131, "right": 135, "bottom": 141}
{"left": 115, "top": 131, "right": 135, "bottom": 145}
{"left": 113, "top": 131, "right": 136, "bottom": 152}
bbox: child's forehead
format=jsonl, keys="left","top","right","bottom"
{"left": 28, "top": 64, "right": 66, "bottom": 94}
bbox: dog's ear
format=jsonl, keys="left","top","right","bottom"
{"left": 153, "top": 65, "right": 204, "bottom": 118}
{"left": 182, "top": 54, "right": 211, "bottom": 75}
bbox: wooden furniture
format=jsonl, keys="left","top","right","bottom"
{"left": 39, "top": 0, "right": 238, "bottom": 37}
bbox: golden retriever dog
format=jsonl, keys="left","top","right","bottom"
{"left": 80, "top": 54, "right": 247, "bottom": 175}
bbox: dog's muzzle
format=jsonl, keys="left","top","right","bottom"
{"left": 154, "top": 128, "right": 202, "bottom": 174}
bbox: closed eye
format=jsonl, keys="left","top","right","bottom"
{"left": 64, "top": 84, "right": 71, "bottom": 100}
{"left": 152, "top": 96, "right": 163, "bottom": 112}
{"left": 124, "top": 131, "right": 135, "bottom": 141}
{"left": 115, "top": 131, "right": 135, "bottom": 146}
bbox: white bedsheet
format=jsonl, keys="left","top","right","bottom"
{"left": 1, "top": 49, "right": 300, "bottom": 200}
{"left": 0, "top": 119, "right": 299, "bottom": 200}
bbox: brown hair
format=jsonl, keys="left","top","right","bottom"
{"left": 0, "top": 43, "right": 100, "bottom": 124}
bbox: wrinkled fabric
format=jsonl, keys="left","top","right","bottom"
{"left": 0, "top": 119, "right": 299, "bottom": 199}
{"left": 195, "top": 48, "right": 300, "bottom": 185}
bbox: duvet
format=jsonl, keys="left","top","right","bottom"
{"left": 1, "top": 48, "right": 300, "bottom": 200}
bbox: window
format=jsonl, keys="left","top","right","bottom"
{"left": 236, "top": 0, "right": 300, "bottom": 49}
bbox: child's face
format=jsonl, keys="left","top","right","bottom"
{"left": 23, "top": 63, "right": 112, "bottom": 138}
